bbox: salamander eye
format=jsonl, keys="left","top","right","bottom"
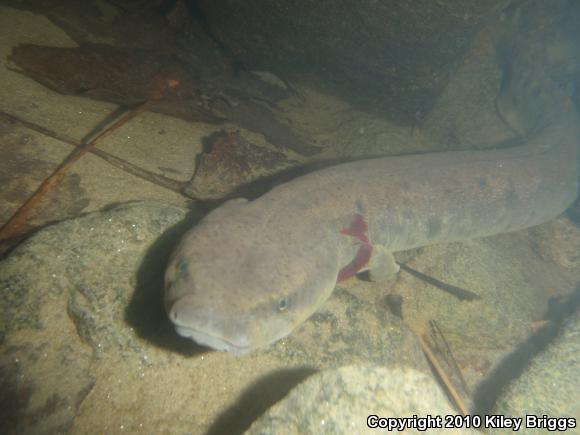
{"left": 277, "top": 297, "right": 288, "bottom": 311}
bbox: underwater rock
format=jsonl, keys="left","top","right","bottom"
{"left": 493, "top": 306, "right": 580, "bottom": 422}
{"left": 197, "top": 0, "right": 508, "bottom": 123}
{"left": 0, "top": 202, "right": 189, "bottom": 356}
{"left": 529, "top": 217, "right": 580, "bottom": 272}
{"left": 0, "top": 202, "right": 188, "bottom": 433}
{"left": 245, "top": 365, "right": 478, "bottom": 435}
{"left": 184, "top": 130, "right": 301, "bottom": 200}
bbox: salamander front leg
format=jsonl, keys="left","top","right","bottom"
{"left": 368, "top": 245, "right": 400, "bottom": 282}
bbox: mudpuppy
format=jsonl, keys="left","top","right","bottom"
{"left": 164, "top": 106, "right": 578, "bottom": 355}
{"left": 164, "top": 53, "right": 579, "bottom": 354}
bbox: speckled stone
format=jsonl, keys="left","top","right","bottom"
{"left": 494, "top": 310, "right": 580, "bottom": 422}
{"left": 245, "top": 365, "right": 478, "bottom": 435}
{"left": 0, "top": 201, "right": 190, "bottom": 434}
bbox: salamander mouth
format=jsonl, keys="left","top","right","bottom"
{"left": 166, "top": 295, "right": 253, "bottom": 355}
{"left": 174, "top": 325, "right": 252, "bottom": 356}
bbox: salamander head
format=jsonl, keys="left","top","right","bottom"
{"left": 164, "top": 286, "right": 296, "bottom": 356}
{"left": 164, "top": 199, "right": 337, "bottom": 355}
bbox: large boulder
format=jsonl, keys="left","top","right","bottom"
{"left": 197, "top": 0, "right": 510, "bottom": 122}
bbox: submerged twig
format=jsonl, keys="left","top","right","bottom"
{"left": 429, "top": 320, "right": 469, "bottom": 394}
{"left": 0, "top": 101, "right": 151, "bottom": 241}
{"left": 415, "top": 332, "right": 470, "bottom": 416}
{"left": 0, "top": 110, "right": 186, "bottom": 194}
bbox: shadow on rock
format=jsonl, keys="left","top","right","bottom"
{"left": 125, "top": 207, "right": 208, "bottom": 357}
{"left": 472, "top": 283, "right": 580, "bottom": 414}
{"left": 207, "top": 366, "right": 317, "bottom": 435}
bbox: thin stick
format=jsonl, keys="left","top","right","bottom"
{"left": 429, "top": 320, "right": 469, "bottom": 394}
{"left": 0, "top": 110, "right": 185, "bottom": 194}
{"left": 0, "top": 101, "right": 150, "bottom": 241}
{"left": 416, "top": 333, "right": 470, "bottom": 416}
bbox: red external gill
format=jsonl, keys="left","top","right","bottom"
{"left": 337, "top": 213, "right": 372, "bottom": 282}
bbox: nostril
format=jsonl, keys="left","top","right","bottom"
{"left": 166, "top": 294, "right": 199, "bottom": 327}
{"left": 167, "top": 302, "right": 180, "bottom": 321}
